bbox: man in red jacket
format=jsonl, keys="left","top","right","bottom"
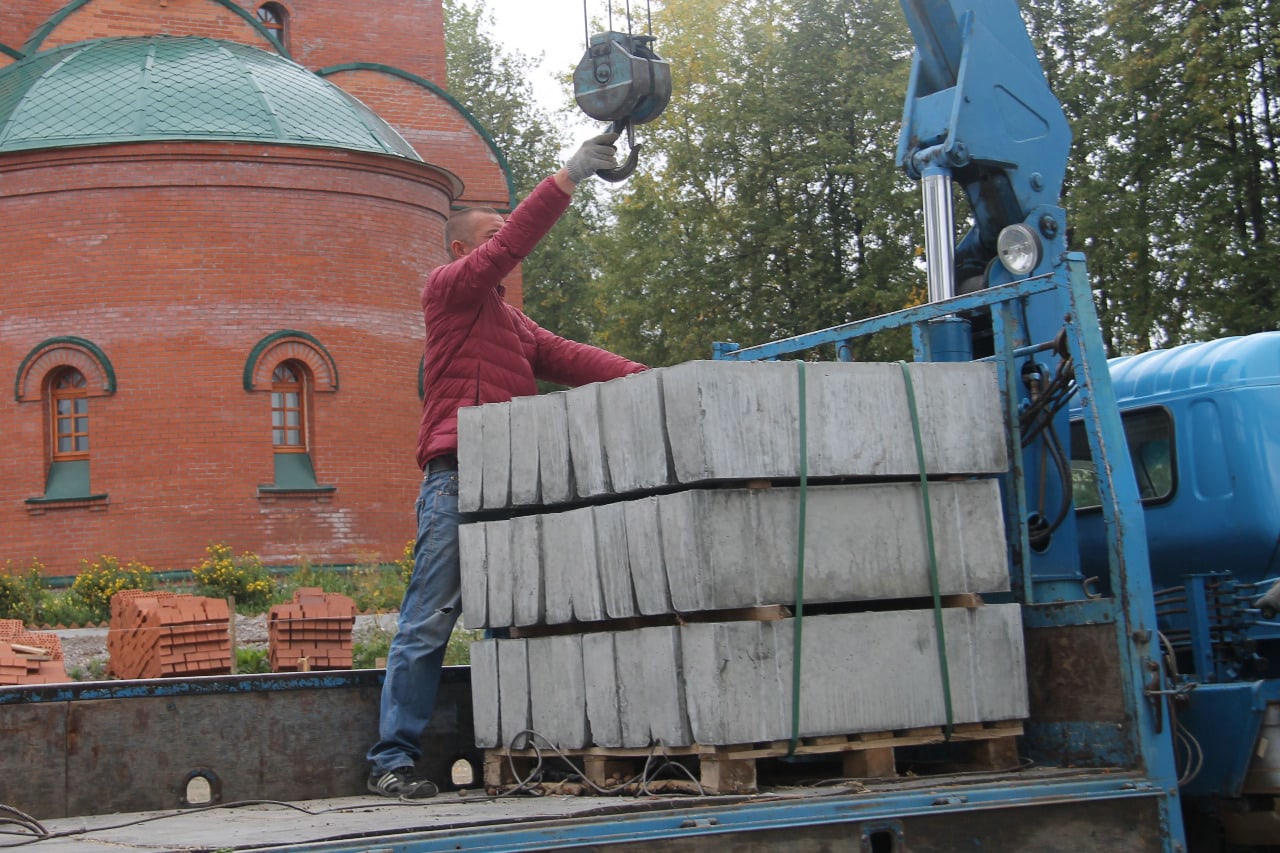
{"left": 367, "top": 133, "right": 647, "bottom": 798}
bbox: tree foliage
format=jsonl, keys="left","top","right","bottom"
{"left": 588, "top": 0, "right": 922, "bottom": 366}
{"left": 1040, "top": 0, "right": 1280, "bottom": 351}
{"left": 447, "top": 0, "right": 1280, "bottom": 363}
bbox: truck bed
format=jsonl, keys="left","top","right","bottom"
{"left": 2, "top": 658, "right": 1176, "bottom": 852}
{"left": 13, "top": 766, "right": 1164, "bottom": 852}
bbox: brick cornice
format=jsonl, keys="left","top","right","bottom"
{"left": 0, "top": 141, "right": 463, "bottom": 207}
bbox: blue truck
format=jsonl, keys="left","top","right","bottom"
{"left": 3, "top": 0, "right": 1277, "bottom": 850}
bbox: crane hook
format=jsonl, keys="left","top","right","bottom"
{"left": 597, "top": 120, "right": 640, "bottom": 182}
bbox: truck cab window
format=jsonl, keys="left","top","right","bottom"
{"left": 1070, "top": 407, "right": 1175, "bottom": 510}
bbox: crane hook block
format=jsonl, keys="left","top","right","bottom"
{"left": 573, "top": 31, "right": 672, "bottom": 126}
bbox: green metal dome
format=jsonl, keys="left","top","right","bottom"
{"left": 0, "top": 35, "right": 421, "bottom": 159}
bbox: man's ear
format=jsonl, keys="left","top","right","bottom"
{"left": 449, "top": 239, "right": 468, "bottom": 259}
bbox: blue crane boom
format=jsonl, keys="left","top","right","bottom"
{"left": 897, "top": 0, "right": 1072, "bottom": 298}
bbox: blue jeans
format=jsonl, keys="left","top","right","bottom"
{"left": 366, "top": 469, "right": 462, "bottom": 774}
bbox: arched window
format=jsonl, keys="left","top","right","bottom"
{"left": 51, "top": 368, "right": 90, "bottom": 460}
{"left": 256, "top": 3, "right": 289, "bottom": 49}
{"left": 16, "top": 337, "right": 113, "bottom": 507}
{"left": 263, "top": 359, "right": 331, "bottom": 495}
{"left": 244, "top": 332, "right": 336, "bottom": 497}
{"left": 271, "top": 361, "right": 306, "bottom": 451}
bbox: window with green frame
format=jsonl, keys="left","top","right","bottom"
{"left": 43, "top": 368, "right": 97, "bottom": 500}
{"left": 265, "top": 360, "right": 330, "bottom": 492}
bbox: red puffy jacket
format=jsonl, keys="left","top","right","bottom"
{"left": 416, "top": 176, "right": 646, "bottom": 469}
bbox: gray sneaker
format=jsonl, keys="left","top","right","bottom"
{"left": 367, "top": 767, "right": 438, "bottom": 799}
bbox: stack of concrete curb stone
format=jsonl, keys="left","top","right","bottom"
{"left": 459, "top": 360, "right": 1028, "bottom": 752}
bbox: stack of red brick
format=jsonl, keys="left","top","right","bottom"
{"left": 0, "top": 618, "right": 68, "bottom": 685}
{"left": 268, "top": 588, "right": 356, "bottom": 672}
{"left": 107, "top": 590, "right": 231, "bottom": 679}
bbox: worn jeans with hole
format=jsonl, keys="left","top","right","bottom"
{"left": 366, "top": 469, "right": 462, "bottom": 775}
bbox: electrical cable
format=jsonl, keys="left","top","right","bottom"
{"left": 1027, "top": 419, "right": 1074, "bottom": 548}
{"left": 0, "top": 805, "right": 48, "bottom": 842}
{"left": 500, "top": 730, "right": 706, "bottom": 798}
{"left": 1157, "top": 631, "right": 1204, "bottom": 787}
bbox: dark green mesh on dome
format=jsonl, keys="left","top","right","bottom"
{"left": 0, "top": 35, "right": 420, "bottom": 159}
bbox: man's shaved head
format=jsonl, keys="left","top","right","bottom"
{"left": 444, "top": 207, "right": 502, "bottom": 254}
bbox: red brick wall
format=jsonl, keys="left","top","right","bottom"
{"left": 0, "top": 142, "right": 456, "bottom": 576}
{"left": 0, "top": 1, "right": 527, "bottom": 575}
{"left": 323, "top": 67, "right": 511, "bottom": 208}
{"left": 320, "top": 66, "right": 526, "bottom": 308}
{"left": 30, "top": 0, "right": 277, "bottom": 52}
{"left": 0, "top": 1, "right": 445, "bottom": 86}
{"left": 0, "top": 1, "right": 65, "bottom": 51}
{"left": 239, "top": 0, "right": 446, "bottom": 86}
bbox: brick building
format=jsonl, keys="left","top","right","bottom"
{"left": 0, "top": 0, "right": 518, "bottom": 576}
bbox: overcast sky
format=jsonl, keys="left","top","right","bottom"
{"left": 472, "top": 0, "right": 590, "bottom": 113}
{"left": 471, "top": 0, "right": 656, "bottom": 163}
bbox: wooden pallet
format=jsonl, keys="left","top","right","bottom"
{"left": 484, "top": 719, "right": 1022, "bottom": 795}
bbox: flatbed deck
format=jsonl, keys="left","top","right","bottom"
{"left": 6, "top": 767, "right": 1164, "bottom": 853}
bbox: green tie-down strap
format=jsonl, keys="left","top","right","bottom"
{"left": 788, "top": 359, "right": 809, "bottom": 757}
{"left": 898, "top": 360, "right": 955, "bottom": 740}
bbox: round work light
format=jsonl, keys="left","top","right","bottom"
{"left": 996, "top": 224, "right": 1043, "bottom": 276}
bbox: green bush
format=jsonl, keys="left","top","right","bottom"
{"left": 352, "top": 624, "right": 393, "bottom": 669}
{"left": 350, "top": 618, "right": 477, "bottom": 670}
{"left": 277, "top": 560, "right": 406, "bottom": 613}
{"left": 67, "top": 656, "right": 108, "bottom": 682}
{"left": 0, "top": 560, "right": 46, "bottom": 624}
{"left": 192, "top": 544, "right": 274, "bottom": 611}
{"left": 71, "top": 555, "right": 155, "bottom": 623}
{"left": 397, "top": 540, "right": 415, "bottom": 585}
{"left": 235, "top": 647, "right": 271, "bottom": 674}
{"left": 445, "top": 628, "right": 481, "bottom": 666}
{"left": 40, "top": 592, "right": 103, "bottom": 629}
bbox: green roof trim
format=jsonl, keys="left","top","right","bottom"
{"left": 14, "top": 336, "right": 116, "bottom": 401}
{"left": 0, "top": 42, "right": 24, "bottom": 62}
{"left": 0, "top": 36, "right": 421, "bottom": 159}
{"left": 243, "top": 329, "right": 339, "bottom": 392}
{"left": 23, "top": 0, "right": 289, "bottom": 59}
{"left": 315, "top": 62, "right": 516, "bottom": 211}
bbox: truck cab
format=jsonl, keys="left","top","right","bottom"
{"left": 1070, "top": 332, "right": 1280, "bottom": 848}
{"left": 1072, "top": 332, "right": 1280, "bottom": 677}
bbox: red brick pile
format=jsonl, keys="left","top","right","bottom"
{"left": 268, "top": 588, "right": 356, "bottom": 672}
{"left": 0, "top": 618, "right": 69, "bottom": 685}
{"left": 107, "top": 591, "right": 231, "bottom": 679}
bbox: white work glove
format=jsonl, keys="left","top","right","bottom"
{"left": 564, "top": 131, "right": 620, "bottom": 184}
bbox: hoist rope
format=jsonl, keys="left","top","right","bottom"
{"left": 583, "top": 0, "right": 654, "bottom": 45}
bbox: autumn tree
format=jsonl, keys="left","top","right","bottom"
{"left": 588, "top": 0, "right": 923, "bottom": 366}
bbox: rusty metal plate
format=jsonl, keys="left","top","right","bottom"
{"left": 0, "top": 701, "right": 68, "bottom": 818}
{"left": 3, "top": 668, "right": 477, "bottom": 819}
{"left": 1025, "top": 624, "right": 1127, "bottom": 722}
